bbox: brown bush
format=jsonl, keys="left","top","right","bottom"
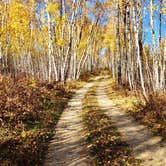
{"left": 133, "top": 92, "right": 166, "bottom": 138}
{"left": 0, "top": 75, "right": 73, "bottom": 165}
{"left": 0, "top": 76, "right": 45, "bottom": 129}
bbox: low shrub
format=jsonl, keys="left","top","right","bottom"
{"left": 0, "top": 75, "right": 75, "bottom": 165}
{"left": 132, "top": 93, "right": 166, "bottom": 138}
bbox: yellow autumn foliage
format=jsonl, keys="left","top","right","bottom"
{"left": 162, "top": 8, "right": 166, "bottom": 14}
{"left": 56, "top": 39, "right": 66, "bottom": 46}
{"left": 0, "top": 1, "right": 31, "bottom": 52}
{"left": 46, "top": 3, "right": 59, "bottom": 14}
{"left": 21, "top": 130, "right": 27, "bottom": 138}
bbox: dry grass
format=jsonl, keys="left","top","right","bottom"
{"left": 131, "top": 93, "right": 166, "bottom": 139}
{"left": 105, "top": 79, "right": 139, "bottom": 112}
{"left": 105, "top": 78, "right": 166, "bottom": 140}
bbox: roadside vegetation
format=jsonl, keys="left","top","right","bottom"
{"left": 130, "top": 93, "right": 166, "bottom": 139}
{"left": 105, "top": 79, "right": 166, "bottom": 140}
{"left": 0, "top": 74, "right": 86, "bottom": 166}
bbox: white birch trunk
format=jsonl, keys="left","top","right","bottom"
{"left": 150, "top": 0, "right": 159, "bottom": 91}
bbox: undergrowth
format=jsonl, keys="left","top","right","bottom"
{"left": 131, "top": 93, "right": 166, "bottom": 139}
{"left": 105, "top": 79, "right": 166, "bottom": 140}
{"left": 0, "top": 74, "right": 85, "bottom": 166}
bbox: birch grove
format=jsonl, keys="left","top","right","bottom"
{"left": 0, "top": 0, "right": 103, "bottom": 81}
{"left": 0, "top": 0, "right": 165, "bottom": 95}
{"left": 104, "top": 0, "right": 166, "bottom": 96}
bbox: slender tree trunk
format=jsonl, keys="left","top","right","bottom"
{"left": 133, "top": 1, "right": 146, "bottom": 97}
{"left": 116, "top": 2, "right": 122, "bottom": 84}
{"left": 150, "top": 0, "right": 159, "bottom": 91}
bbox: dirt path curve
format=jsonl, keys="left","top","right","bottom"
{"left": 97, "top": 78, "right": 166, "bottom": 166}
{"left": 44, "top": 79, "right": 98, "bottom": 166}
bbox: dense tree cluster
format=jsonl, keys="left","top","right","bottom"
{"left": 0, "top": 0, "right": 103, "bottom": 81}
{"left": 0, "top": 0, "right": 165, "bottom": 95}
{"left": 104, "top": 0, "right": 166, "bottom": 96}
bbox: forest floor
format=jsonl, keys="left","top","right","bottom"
{"left": 0, "top": 74, "right": 94, "bottom": 166}
{"left": 45, "top": 76, "right": 166, "bottom": 166}
{"left": 0, "top": 75, "right": 166, "bottom": 166}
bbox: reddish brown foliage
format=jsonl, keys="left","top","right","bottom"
{"left": 133, "top": 93, "right": 166, "bottom": 138}
{"left": 0, "top": 76, "right": 43, "bottom": 128}
{"left": 0, "top": 75, "right": 74, "bottom": 165}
